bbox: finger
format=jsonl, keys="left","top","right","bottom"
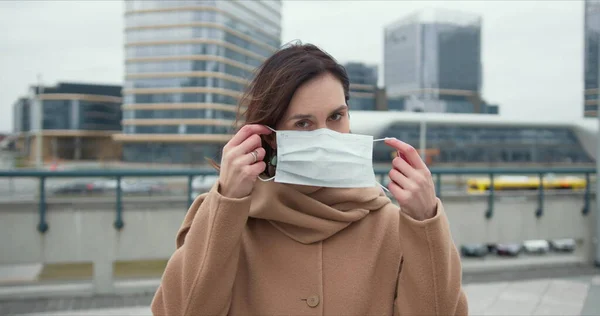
{"left": 245, "top": 161, "right": 267, "bottom": 177}
{"left": 399, "top": 152, "right": 410, "bottom": 166}
{"left": 388, "top": 181, "right": 411, "bottom": 205}
{"left": 227, "top": 124, "right": 272, "bottom": 148}
{"left": 389, "top": 168, "right": 412, "bottom": 190}
{"left": 384, "top": 138, "right": 426, "bottom": 170}
{"left": 231, "top": 134, "right": 262, "bottom": 157}
{"left": 236, "top": 147, "right": 266, "bottom": 166}
{"left": 392, "top": 157, "right": 419, "bottom": 179}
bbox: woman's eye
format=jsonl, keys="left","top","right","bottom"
{"left": 329, "top": 112, "right": 343, "bottom": 121}
{"left": 295, "top": 120, "right": 310, "bottom": 128}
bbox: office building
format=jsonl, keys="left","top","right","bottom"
{"left": 350, "top": 111, "right": 595, "bottom": 165}
{"left": 585, "top": 0, "right": 600, "bottom": 117}
{"left": 344, "top": 62, "right": 378, "bottom": 110}
{"left": 384, "top": 9, "right": 496, "bottom": 114}
{"left": 116, "top": 0, "right": 282, "bottom": 164}
{"left": 12, "top": 82, "right": 122, "bottom": 163}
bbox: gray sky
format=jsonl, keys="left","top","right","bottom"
{"left": 0, "top": 0, "right": 585, "bottom": 133}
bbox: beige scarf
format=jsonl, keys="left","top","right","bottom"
{"left": 249, "top": 180, "right": 394, "bottom": 244}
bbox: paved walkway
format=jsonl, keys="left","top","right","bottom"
{"left": 466, "top": 276, "right": 600, "bottom": 315}
{"left": 1, "top": 275, "right": 599, "bottom": 315}
{"left": 1, "top": 294, "right": 153, "bottom": 315}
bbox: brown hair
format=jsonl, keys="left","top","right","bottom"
{"left": 208, "top": 42, "right": 351, "bottom": 171}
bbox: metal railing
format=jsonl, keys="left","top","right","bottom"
{"left": 0, "top": 167, "right": 595, "bottom": 233}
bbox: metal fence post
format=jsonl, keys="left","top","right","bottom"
{"left": 583, "top": 172, "right": 591, "bottom": 216}
{"left": 37, "top": 176, "right": 48, "bottom": 233}
{"left": 535, "top": 173, "right": 544, "bottom": 218}
{"left": 485, "top": 173, "right": 494, "bottom": 219}
{"left": 114, "top": 176, "right": 124, "bottom": 230}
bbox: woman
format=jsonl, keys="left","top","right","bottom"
{"left": 151, "top": 43, "right": 468, "bottom": 315}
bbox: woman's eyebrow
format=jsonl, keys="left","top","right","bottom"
{"left": 329, "top": 105, "right": 348, "bottom": 115}
{"left": 288, "top": 105, "right": 347, "bottom": 121}
{"left": 288, "top": 113, "right": 314, "bottom": 121}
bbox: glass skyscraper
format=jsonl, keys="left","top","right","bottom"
{"left": 343, "top": 62, "right": 378, "bottom": 111}
{"left": 384, "top": 9, "right": 489, "bottom": 114}
{"left": 116, "top": 0, "right": 282, "bottom": 164}
{"left": 585, "top": 0, "right": 600, "bottom": 118}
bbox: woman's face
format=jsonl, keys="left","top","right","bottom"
{"left": 275, "top": 72, "right": 349, "bottom": 133}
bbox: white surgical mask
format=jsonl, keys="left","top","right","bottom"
{"left": 259, "top": 127, "right": 389, "bottom": 191}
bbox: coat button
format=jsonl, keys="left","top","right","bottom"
{"left": 306, "top": 295, "right": 320, "bottom": 308}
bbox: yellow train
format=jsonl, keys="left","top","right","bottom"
{"left": 467, "top": 174, "right": 587, "bottom": 193}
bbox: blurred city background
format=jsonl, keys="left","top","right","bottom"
{"left": 0, "top": 0, "right": 599, "bottom": 315}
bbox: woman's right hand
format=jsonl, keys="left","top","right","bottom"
{"left": 218, "top": 124, "right": 272, "bottom": 199}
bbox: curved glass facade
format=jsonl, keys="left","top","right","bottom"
{"left": 125, "top": 77, "right": 246, "bottom": 90}
{"left": 125, "top": 61, "right": 254, "bottom": 79}
{"left": 122, "top": 109, "right": 236, "bottom": 120}
{"left": 123, "top": 125, "right": 232, "bottom": 135}
{"left": 126, "top": 44, "right": 265, "bottom": 67}
{"left": 121, "top": 0, "right": 281, "bottom": 163}
{"left": 125, "top": 29, "right": 274, "bottom": 58}
{"left": 123, "top": 93, "right": 238, "bottom": 105}
{"left": 373, "top": 124, "right": 593, "bottom": 164}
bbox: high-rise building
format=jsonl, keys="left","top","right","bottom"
{"left": 343, "top": 62, "right": 378, "bottom": 110}
{"left": 12, "top": 82, "right": 122, "bottom": 163}
{"left": 585, "top": 0, "right": 600, "bottom": 118}
{"left": 384, "top": 9, "right": 492, "bottom": 114}
{"left": 116, "top": 0, "right": 282, "bottom": 164}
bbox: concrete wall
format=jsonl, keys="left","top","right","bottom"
{"left": 0, "top": 192, "right": 596, "bottom": 294}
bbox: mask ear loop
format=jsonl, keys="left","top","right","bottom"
{"left": 378, "top": 183, "right": 390, "bottom": 193}
{"left": 258, "top": 175, "right": 275, "bottom": 182}
{"left": 373, "top": 137, "right": 393, "bottom": 142}
{"left": 258, "top": 125, "right": 277, "bottom": 182}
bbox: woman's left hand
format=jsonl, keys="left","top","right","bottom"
{"left": 384, "top": 138, "right": 437, "bottom": 221}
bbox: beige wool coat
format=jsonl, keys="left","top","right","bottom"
{"left": 151, "top": 179, "right": 468, "bottom": 315}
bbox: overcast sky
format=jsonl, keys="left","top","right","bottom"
{"left": 0, "top": 0, "right": 585, "bottom": 133}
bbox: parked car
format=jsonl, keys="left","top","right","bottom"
{"left": 192, "top": 175, "right": 219, "bottom": 192}
{"left": 52, "top": 181, "right": 105, "bottom": 195}
{"left": 189, "top": 175, "right": 218, "bottom": 200}
{"left": 549, "top": 238, "right": 576, "bottom": 253}
{"left": 122, "top": 180, "right": 167, "bottom": 194}
{"left": 523, "top": 240, "right": 550, "bottom": 254}
{"left": 53, "top": 179, "right": 167, "bottom": 196}
{"left": 495, "top": 243, "right": 522, "bottom": 257}
{"left": 460, "top": 244, "right": 488, "bottom": 258}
